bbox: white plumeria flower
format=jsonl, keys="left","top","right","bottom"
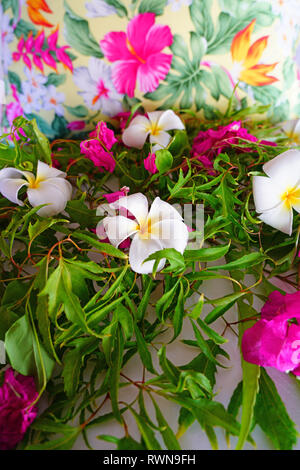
{"left": 167, "top": 0, "right": 193, "bottom": 12}
{"left": 0, "top": 161, "right": 72, "bottom": 217}
{"left": 253, "top": 150, "right": 300, "bottom": 235}
{"left": 122, "top": 110, "right": 185, "bottom": 151}
{"left": 102, "top": 193, "right": 189, "bottom": 274}
{"left": 281, "top": 119, "right": 300, "bottom": 145}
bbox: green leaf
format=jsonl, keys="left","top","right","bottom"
{"left": 206, "top": 252, "right": 266, "bottom": 271}
{"left": 129, "top": 407, "right": 162, "bottom": 450}
{"left": 45, "top": 73, "right": 67, "bottom": 87}
{"left": 172, "top": 281, "right": 185, "bottom": 340}
{"left": 31, "top": 118, "right": 52, "bottom": 165}
{"left": 71, "top": 232, "right": 128, "bottom": 259}
{"left": 190, "top": 0, "right": 214, "bottom": 41}
{"left": 65, "top": 104, "right": 89, "bottom": 118}
{"left": 204, "top": 298, "right": 238, "bottom": 324}
{"left": 150, "top": 395, "right": 181, "bottom": 450}
{"left": 109, "top": 325, "right": 125, "bottom": 422}
{"left": 155, "top": 149, "right": 173, "bottom": 173}
{"left": 138, "top": 0, "right": 167, "bottom": 15}
{"left": 5, "top": 315, "right": 55, "bottom": 388}
{"left": 64, "top": 1, "right": 103, "bottom": 57}
{"left": 8, "top": 71, "right": 22, "bottom": 93}
{"left": 191, "top": 320, "right": 225, "bottom": 367}
{"left": 254, "top": 369, "right": 298, "bottom": 450}
{"left": 134, "top": 322, "right": 156, "bottom": 374}
{"left": 184, "top": 242, "right": 231, "bottom": 262}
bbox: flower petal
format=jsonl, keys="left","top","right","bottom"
{"left": 150, "top": 130, "right": 171, "bottom": 150}
{"left": 262, "top": 149, "right": 300, "bottom": 188}
{"left": 252, "top": 175, "right": 282, "bottom": 212}
{"left": 129, "top": 234, "right": 164, "bottom": 274}
{"left": 259, "top": 203, "right": 293, "bottom": 235}
{"left": 231, "top": 19, "right": 256, "bottom": 63}
{"left": 0, "top": 178, "right": 28, "bottom": 205}
{"left": 127, "top": 12, "right": 155, "bottom": 58}
{"left": 102, "top": 215, "right": 138, "bottom": 247}
{"left": 122, "top": 116, "right": 150, "bottom": 148}
{"left": 137, "top": 52, "right": 172, "bottom": 93}
{"left": 150, "top": 218, "right": 189, "bottom": 254}
{"left": 100, "top": 31, "right": 132, "bottom": 62}
{"left": 111, "top": 193, "right": 149, "bottom": 225}
{"left": 157, "top": 110, "right": 185, "bottom": 132}
{"left": 36, "top": 160, "right": 67, "bottom": 180}
{"left": 27, "top": 179, "right": 71, "bottom": 216}
{"left": 143, "top": 24, "right": 173, "bottom": 56}
{"left": 243, "top": 36, "right": 268, "bottom": 69}
{"left": 111, "top": 59, "right": 139, "bottom": 97}
{"left": 147, "top": 196, "right": 183, "bottom": 226}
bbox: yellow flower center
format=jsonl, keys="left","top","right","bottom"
{"left": 285, "top": 131, "right": 300, "bottom": 145}
{"left": 26, "top": 174, "right": 44, "bottom": 189}
{"left": 138, "top": 218, "right": 155, "bottom": 240}
{"left": 147, "top": 121, "right": 162, "bottom": 137}
{"left": 281, "top": 186, "right": 300, "bottom": 209}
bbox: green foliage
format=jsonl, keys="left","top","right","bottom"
{"left": 0, "top": 111, "right": 298, "bottom": 451}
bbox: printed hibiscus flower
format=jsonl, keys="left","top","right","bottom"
{"left": 242, "top": 291, "right": 300, "bottom": 375}
{"left": 230, "top": 19, "right": 278, "bottom": 86}
{"left": 73, "top": 58, "right": 124, "bottom": 117}
{"left": 0, "top": 367, "right": 38, "bottom": 450}
{"left": 100, "top": 13, "right": 173, "bottom": 97}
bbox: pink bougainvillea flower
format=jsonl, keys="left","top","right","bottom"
{"left": 144, "top": 152, "right": 158, "bottom": 174}
{"left": 0, "top": 367, "right": 38, "bottom": 450}
{"left": 80, "top": 121, "right": 118, "bottom": 172}
{"left": 102, "top": 186, "right": 130, "bottom": 204}
{"left": 80, "top": 139, "right": 115, "bottom": 172}
{"left": 100, "top": 13, "right": 173, "bottom": 97}
{"left": 242, "top": 290, "right": 300, "bottom": 375}
{"left": 89, "top": 121, "right": 118, "bottom": 149}
{"left": 67, "top": 120, "right": 86, "bottom": 131}
{"left": 191, "top": 120, "right": 275, "bottom": 171}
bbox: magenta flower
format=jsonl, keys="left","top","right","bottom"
{"left": 80, "top": 121, "right": 118, "bottom": 172}
{"left": 144, "top": 152, "right": 158, "bottom": 174}
{"left": 100, "top": 13, "right": 173, "bottom": 97}
{"left": 80, "top": 140, "right": 115, "bottom": 172}
{"left": 102, "top": 186, "right": 130, "bottom": 203}
{"left": 67, "top": 120, "right": 86, "bottom": 131}
{"left": 0, "top": 367, "right": 38, "bottom": 450}
{"left": 89, "top": 121, "right": 118, "bottom": 149}
{"left": 242, "top": 291, "right": 300, "bottom": 375}
{"left": 13, "top": 28, "right": 73, "bottom": 73}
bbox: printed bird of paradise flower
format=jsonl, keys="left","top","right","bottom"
{"left": 27, "top": 0, "right": 53, "bottom": 27}
{"left": 230, "top": 18, "right": 278, "bottom": 86}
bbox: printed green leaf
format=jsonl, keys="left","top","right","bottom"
{"left": 138, "top": 0, "right": 167, "bottom": 15}
{"left": 64, "top": 1, "right": 103, "bottom": 57}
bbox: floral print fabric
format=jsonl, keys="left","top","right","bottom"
{"left": 1, "top": 0, "right": 300, "bottom": 138}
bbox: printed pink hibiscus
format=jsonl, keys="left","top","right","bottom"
{"left": 0, "top": 367, "right": 38, "bottom": 450}
{"left": 242, "top": 291, "right": 300, "bottom": 375}
{"left": 100, "top": 13, "right": 173, "bottom": 97}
